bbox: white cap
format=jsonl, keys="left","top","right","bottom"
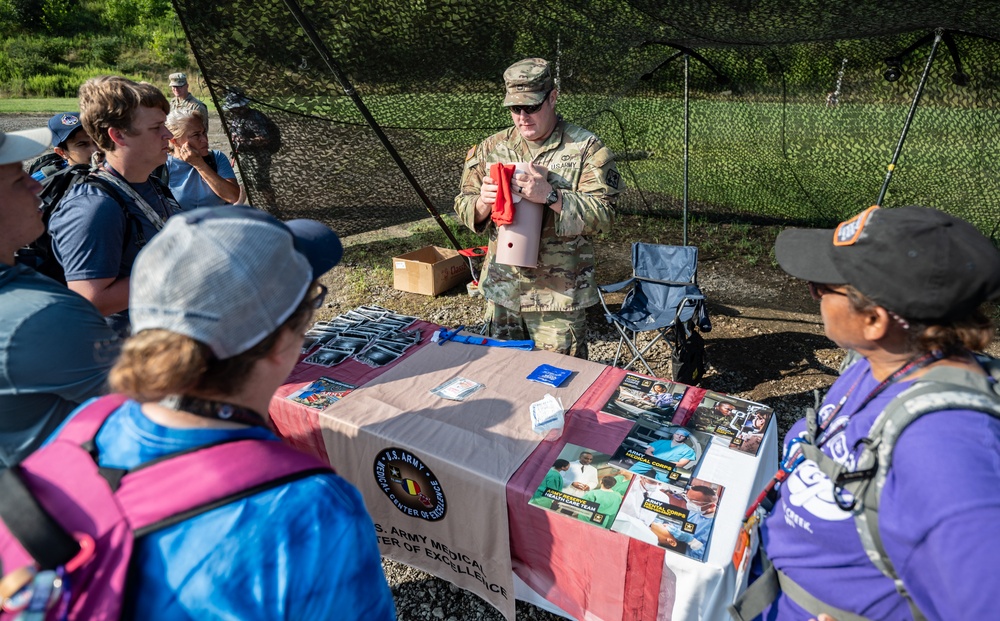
{"left": 0, "top": 128, "right": 51, "bottom": 165}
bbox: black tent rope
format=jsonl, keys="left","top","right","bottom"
{"left": 279, "top": 0, "right": 463, "bottom": 253}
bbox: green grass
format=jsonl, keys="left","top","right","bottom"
{"left": 0, "top": 94, "right": 218, "bottom": 114}
{"left": 5, "top": 91, "right": 995, "bottom": 234}
{"left": 0, "top": 98, "right": 81, "bottom": 113}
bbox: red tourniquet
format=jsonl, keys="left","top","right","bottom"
{"left": 490, "top": 162, "right": 517, "bottom": 226}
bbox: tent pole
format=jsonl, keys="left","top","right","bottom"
{"left": 279, "top": 0, "right": 464, "bottom": 252}
{"left": 875, "top": 29, "right": 943, "bottom": 207}
{"left": 683, "top": 53, "right": 690, "bottom": 246}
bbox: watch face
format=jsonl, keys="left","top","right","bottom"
{"left": 546, "top": 189, "right": 558, "bottom": 205}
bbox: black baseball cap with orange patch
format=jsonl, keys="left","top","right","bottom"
{"left": 775, "top": 205, "right": 1000, "bottom": 321}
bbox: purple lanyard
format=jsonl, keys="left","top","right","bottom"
{"left": 810, "top": 350, "right": 942, "bottom": 451}
{"left": 742, "top": 350, "right": 942, "bottom": 524}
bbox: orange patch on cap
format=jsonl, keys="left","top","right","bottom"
{"left": 834, "top": 205, "right": 880, "bottom": 246}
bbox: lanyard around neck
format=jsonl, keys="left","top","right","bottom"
{"left": 742, "top": 351, "right": 943, "bottom": 524}
{"left": 811, "top": 351, "right": 942, "bottom": 449}
{"left": 159, "top": 395, "right": 272, "bottom": 430}
{"left": 96, "top": 167, "right": 171, "bottom": 230}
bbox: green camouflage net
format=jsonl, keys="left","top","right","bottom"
{"left": 171, "top": 0, "right": 1000, "bottom": 238}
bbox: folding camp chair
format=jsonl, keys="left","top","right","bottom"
{"left": 598, "top": 243, "right": 711, "bottom": 382}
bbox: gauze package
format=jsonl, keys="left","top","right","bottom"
{"left": 530, "top": 393, "right": 565, "bottom": 440}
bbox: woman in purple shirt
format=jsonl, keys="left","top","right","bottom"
{"left": 747, "top": 205, "right": 1000, "bottom": 621}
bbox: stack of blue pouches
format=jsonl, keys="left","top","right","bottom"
{"left": 527, "top": 364, "right": 572, "bottom": 388}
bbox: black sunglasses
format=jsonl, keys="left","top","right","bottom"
{"left": 807, "top": 282, "right": 848, "bottom": 301}
{"left": 508, "top": 92, "right": 550, "bottom": 115}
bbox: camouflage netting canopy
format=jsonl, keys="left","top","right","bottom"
{"left": 172, "top": 0, "right": 1000, "bottom": 239}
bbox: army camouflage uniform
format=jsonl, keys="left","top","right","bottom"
{"left": 455, "top": 118, "right": 622, "bottom": 357}
{"left": 170, "top": 93, "right": 210, "bottom": 133}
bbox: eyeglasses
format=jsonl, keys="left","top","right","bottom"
{"left": 308, "top": 283, "right": 328, "bottom": 310}
{"left": 508, "top": 93, "right": 550, "bottom": 115}
{"left": 808, "top": 282, "right": 848, "bottom": 301}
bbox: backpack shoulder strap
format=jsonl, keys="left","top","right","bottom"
{"left": 0, "top": 394, "right": 129, "bottom": 570}
{"left": 2, "top": 403, "right": 330, "bottom": 572}
{"left": 83, "top": 174, "right": 150, "bottom": 249}
{"left": 117, "top": 438, "right": 331, "bottom": 537}
{"left": 28, "top": 153, "right": 65, "bottom": 177}
{"left": 38, "top": 165, "right": 86, "bottom": 218}
{"left": 54, "top": 394, "right": 131, "bottom": 445}
{"left": 846, "top": 362, "right": 1000, "bottom": 621}
{"left": 0, "top": 467, "right": 82, "bottom": 571}
{"left": 149, "top": 174, "right": 183, "bottom": 215}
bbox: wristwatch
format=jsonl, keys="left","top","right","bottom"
{"left": 544, "top": 189, "right": 559, "bottom": 206}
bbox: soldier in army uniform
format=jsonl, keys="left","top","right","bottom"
{"left": 454, "top": 58, "right": 622, "bottom": 358}
{"left": 169, "top": 72, "right": 209, "bottom": 133}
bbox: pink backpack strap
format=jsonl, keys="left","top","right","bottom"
{"left": 115, "top": 438, "right": 332, "bottom": 535}
{"left": 0, "top": 395, "right": 130, "bottom": 572}
{"left": 2, "top": 399, "right": 330, "bottom": 575}
{"left": 54, "top": 394, "right": 130, "bottom": 446}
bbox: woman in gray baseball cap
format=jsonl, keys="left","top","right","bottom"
{"left": 89, "top": 207, "right": 395, "bottom": 619}
{"left": 737, "top": 205, "right": 1000, "bottom": 620}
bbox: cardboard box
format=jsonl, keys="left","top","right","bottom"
{"left": 392, "top": 246, "right": 471, "bottom": 296}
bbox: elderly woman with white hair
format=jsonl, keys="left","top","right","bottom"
{"left": 163, "top": 107, "right": 240, "bottom": 209}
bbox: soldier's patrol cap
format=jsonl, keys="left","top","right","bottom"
{"left": 503, "top": 58, "right": 555, "bottom": 107}
{"left": 169, "top": 72, "right": 188, "bottom": 87}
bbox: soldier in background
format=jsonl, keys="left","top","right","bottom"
{"left": 169, "top": 72, "right": 209, "bottom": 132}
{"left": 223, "top": 88, "right": 281, "bottom": 207}
{"left": 454, "top": 57, "right": 621, "bottom": 358}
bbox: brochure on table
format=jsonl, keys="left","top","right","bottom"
{"left": 686, "top": 390, "right": 774, "bottom": 457}
{"left": 600, "top": 372, "right": 688, "bottom": 424}
{"left": 285, "top": 377, "right": 357, "bottom": 409}
{"left": 527, "top": 443, "right": 725, "bottom": 563}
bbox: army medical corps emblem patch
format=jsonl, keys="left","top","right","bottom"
{"left": 373, "top": 447, "right": 447, "bottom": 521}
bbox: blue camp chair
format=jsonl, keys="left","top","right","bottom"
{"left": 598, "top": 243, "right": 711, "bottom": 382}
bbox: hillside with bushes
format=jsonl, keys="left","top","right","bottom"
{"left": 0, "top": 0, "right": 193, "bottom": 96}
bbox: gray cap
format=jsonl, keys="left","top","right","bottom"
{"left": 130, "top": 207, "right": 342, "bottom": 359}
{"left": 169, "top": 72, "right": 188, "bottom": 86}
{"left": 503, "top": 58, "right": 554, "bottom": 106}
{"left": 0, "top": 127, "right": 50, "bottom": 166}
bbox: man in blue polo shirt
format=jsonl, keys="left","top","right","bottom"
{"left": 0, "top": 126, "right": 118, "bottom": 466}
{"left": 49, "top": 76, "right": 180, "bottom": 335}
